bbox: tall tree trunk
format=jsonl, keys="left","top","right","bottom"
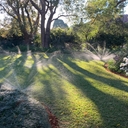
{"left": 45, "top": 7, "right": 56, "bottom": 48}
{"left": 45, "top": 15, "right": 53, "bottom": 48}
{"left": 45, "top": 30, "right": 50, "bottom": 48}
{"left": 24, "top": 33, "right": 31, "bottom": 51}
{"left": 41, "top": 14, "right": 46, "bottom": 48}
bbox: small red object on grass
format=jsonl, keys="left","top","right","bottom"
{"left": 42, "top": 103, "right": 60, "bottom": 128}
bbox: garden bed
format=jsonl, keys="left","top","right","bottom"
{"left": 104, "top": 63, "right": 128, "bottom": 78}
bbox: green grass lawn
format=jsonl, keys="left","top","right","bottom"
{"left": 0, "top": 52, "right": 128, "bottom": 128}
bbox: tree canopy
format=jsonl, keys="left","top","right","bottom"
{"left": 0, "top": 0, "right": 128, "bottom": 50}
{"left": 0, "top": 0, "right": 40, "bottom": 48}
{"left": 72, "top": 0, "right": 128, "bottom": 49}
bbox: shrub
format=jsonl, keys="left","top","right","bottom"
{"left": 106, "top": 54, "right": 128, "bottom": 76}
{"left": 107, "top": 59, "right": 119, "bottom": 72}
{"left": 50, "top": 28, "right": 79, "bottom": 50}
{"left": 120, "top": 56, "right": 128, "bottom": 76}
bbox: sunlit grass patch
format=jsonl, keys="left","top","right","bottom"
{"left": 24, "top": 55, "right": 34, "bottom": 68}
{"left": 43, "top": 53, "right": 49, "bottom": 58}
{"left": 0, "top": 67, "right": 4, "bottom": 71}
{"left": 2, "top": 56, "right": 10, "bottom": 60}
{"left": 16, "top": 54, "right": 22, "bottom": 58}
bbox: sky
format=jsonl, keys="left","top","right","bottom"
{"left": 0, "top": 3, "right": 128, "bottom": 25}
{"left": 124, "top": 5, "right": 128, "bottom": 14}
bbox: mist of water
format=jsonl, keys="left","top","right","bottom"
{"left": 85, "top": 43, "right": 115, "bottom": 61}
{"left": 2, "top": 50, "right": 115, "bottom": 94}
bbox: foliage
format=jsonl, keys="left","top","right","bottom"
{"left": 107, "top": 59, "right": 119, "bottom": 72}
{"left": 0, "top": 28, "right": 9, "bottom": 38}
{"left": 106, "top": 40, "right": 128, "bottom": 76}
{"left": 106, "top": 54, "right": 128, "bottom": 76}
{"left": 0, "top": 35, "right": 24, "bottom": 49}
{"left": 7, "top": 18, "right": 23, "bottom": 37}
{"left": 0, "top": 18, "right": 22, "bottom": 38}
{"left": 85, "top": 0, "right": 125, "bottom": 24}
{"left": 50, "top": 28, "right": 79, "bottom": 50}
{"left": 33, "top": 33, "right": 41, "bottom": 47}
{"left": 72, "top": 23, "right": 87, "bottom": 43}
{"left": 0, "top": 33, "right": 44, "bottom": 52}
{"left": 73, "top": 0, "right": 128, "bottom": 49}
{"left": 72, "top": 0, "right": 128, "bottom": 49}
{"left": 63, "top": 0, "right": 86, "bottom": 25}
{"left": 90, "top": 32, "right": 127, "bottom": 49}
{"left": 0, "top": 0, "right": 40, "bottom": 45}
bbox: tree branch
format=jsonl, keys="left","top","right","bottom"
{"left": 52, "top": 14, "right": 77, "bottom": 21}
{"left": 45, "top": 0, "right": 49, "bottom": 14}
{"left": 0, "top": 4, "right": 17, "bottom": 20}
{"left": 29, "top": 0, "right": 42, "bottom": 14}
{"left": 24, "top": 6, "right": 33, "bottom": 33}
{"left": 33, "top": 12, "right": 40, "bottom": 36}
{"left": 116, "top": 0, "right": 126, "bottom": 7}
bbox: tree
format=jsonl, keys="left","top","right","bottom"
{"left": 29, "top": 0, "right": 85, "bottom": 48}
{"left": 71, "top": 0, "right": 128, "bottom": 51}
{"left": 0, "top": 0, "right": 40, "bottom": 50}
{"left": 79, "top": 1, "right": 126, "bottom": 40}
{"left": 29, "top": 0, "right": 57, "bottom": 48}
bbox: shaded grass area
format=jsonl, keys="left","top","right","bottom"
{"left": 0, "top": 52, "right": 128, "bottom": 128}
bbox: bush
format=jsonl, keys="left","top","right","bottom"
{"left": 120, "top": 56, "right": 128, "bottom": 76}
{"left": 107, "top": 59, "right": 119, "bottom": 72}
{"left": 106, "top": 54, "right": 127, "bottom": 76}
{"left": 50, "top": 28, "right": 79, "bottom": 49}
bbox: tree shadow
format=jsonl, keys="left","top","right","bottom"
{"left": 58, "top": 57, "right": 128, "bottom": 93}
{"left": 0, "top": 52, "right": 38, "bottom": 89}
{"left": 54, "top": 57, "right": 128, "bottom": 127}
{"left": 30, "top": 63, "right": 72, "bottom": 118}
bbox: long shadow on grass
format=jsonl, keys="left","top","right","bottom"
{"left": 0, "top": 52, "right": 38, "bottom": 89}
{"left": 32, "top": 63, "right": 71, "bottom": 112}
{"left": 6, "top": 53, "right": 30, "bottom": 88}
{"left": 0, "top": 54, "right": 17, "bottom": 80}
{"left": 13, "top": 52, "right": 39, "bottom": 89}
{"left": 58, "top": 57, "right": 128, "bottom": 93}
{"left": 55, "top": 57, "right": 128, "bottom": 128}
